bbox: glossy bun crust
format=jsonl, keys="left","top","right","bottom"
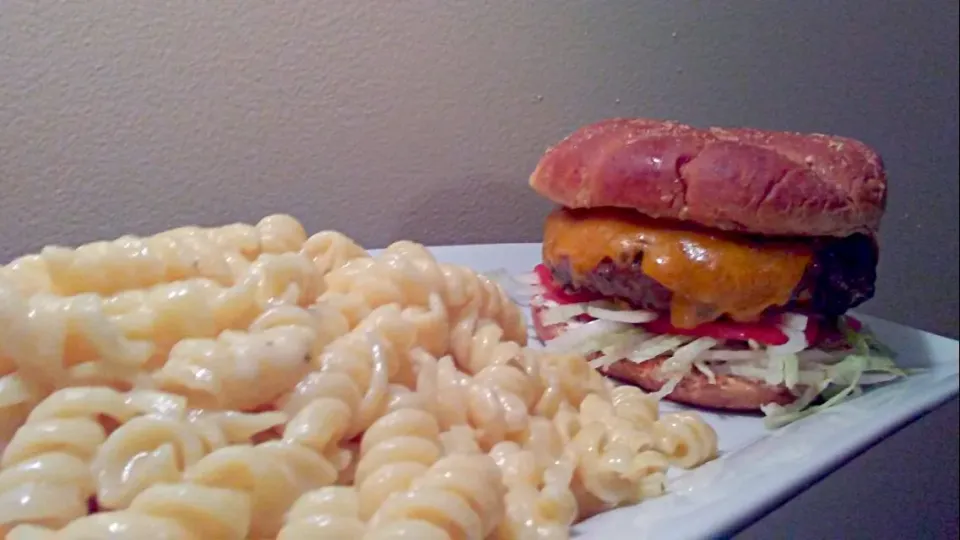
{"left": 529, "top": 118, "right": 887, "bottom": 237}
{"left": 531, "top": 302, "right": 797, "bottom": 411}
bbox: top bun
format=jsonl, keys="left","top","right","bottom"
{"left": 529, "top": 118, "right": 887, "bottom": 237}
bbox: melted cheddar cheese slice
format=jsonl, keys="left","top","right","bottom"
{"left": 542, "top": 207, "right": 813, "bottom": 328}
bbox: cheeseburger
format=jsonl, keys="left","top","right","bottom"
{"left": 525, "top": 118, "right": 904, "bottom": 426}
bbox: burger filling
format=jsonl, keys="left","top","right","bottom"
{"left": 499, "top": 207, "right": 905, "bottom": 427}
{"left": 542, "top": 207, "right": 878, "bottom": 326}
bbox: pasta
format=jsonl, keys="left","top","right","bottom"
{"left": 448, "top": 316, "right": 609, "bottom": 421}
{"left": 299, "top": 231, "right": 371, "bottom": 277}
{"left": 0, "top": 252, "right": 324, "bottom": 384}
{"left": 490, "top": 441, "right": 578, "bottom": 540}
{"left": 0, "top": 252, "right": 327, "bottom": 437}
{"left": 276, "top": 487, "right": 366, "bottom": 539}
{"left": 175, "top": 439, "right": 338, "bottom": 537}
{"left": 352, "top": 407, "right": 443, "bottom": 521}
{"left": 609, "top": 385, "right": 659, "bottom": 428}
{"left": 366, "top": 454, "right": 507, "bottom": 539}
{"left": 29, "top": 483, "right": 253, "bottom": 539}
{"left": 0, "top": 214, "right": 722, "bottom": 539}
{"left": 553, "top": 400, "right": 673, "bottom": 520}
{"left": 0, "top": 214, "right": 307, "bottom": 297}
{"left": 277, "top": 301, "right": 447, "bottom": 447}
{"left": 324, "top": 241, "right": 526, "bottom": 346}
{"left": 89, "top": 410, "right": 286, "bottom": 510}
{"left": 651, "top": 411, "right": 719, "bottom": 469}
{"left": 0, "top": 387, "right": 187, "bottom": 534}
{"left": 409, "top": 348, "right": 530, "bottom": 450}
{"left": 153, "top": 323, "right": 317, "bottom": 410}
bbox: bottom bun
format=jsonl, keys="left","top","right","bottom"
{"left": 530, "top": 302, "right": 797, "bottom": 411}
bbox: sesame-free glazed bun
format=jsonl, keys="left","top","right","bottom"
{"left": 529, "top": 118, "right": 888, "bottom": 237}
{"left": 530, "top": 302, "right": 797, "bottom": 411}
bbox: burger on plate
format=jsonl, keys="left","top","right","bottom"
{"left": 523, "top": 118, "right": 905, "bottom": 427}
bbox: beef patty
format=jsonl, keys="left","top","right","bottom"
{"left": 547, "top": 233, "right": 877, "bottom": 318}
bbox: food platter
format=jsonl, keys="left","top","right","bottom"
{"left": 1, "top": 229, "right": 954, "bottom": 538}
{"left": 421, "top": 242, "right": 960, "bottom": 540}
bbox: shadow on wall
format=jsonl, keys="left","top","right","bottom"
{"left": 393, "top": 176, "right": 552, "bottom": 248}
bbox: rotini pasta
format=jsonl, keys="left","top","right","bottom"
{"left": 365, "top": 453, "right": 506, "bottom": 540}
{"left": 0, "top": 387, "right": 187, "bottom": 534}
{"left": 277, "top": 486, "right": 366, "bottom": 539}
{"left": 0, "top": 252, "right": 323, "bottom": 382}
{"left": 651, "top": 411, "right": 719, "bottom": 469}
{"left": 31, "top": 482, "right": 253, "bottom": 539}
{"left": 0, "top": 214, "right": 307, "bottom": 297}
{"left": 353, "top": 407, "right": 443, "bottom": 521}
{"left": 0, "top": 251, "right": 327, "bottom": 434}
{"left": 299, "top": 230, "right": 371, "bottom": 277}
{"left": 552, "top": 402, "right": 671, "bottom": 520}
{"left": 89, "top": 410, "right": 285, "bottom": 510}
{"left": 324, "top": 241, "right": 527, "bottom": 347}
{"left": 39, "top": 417, "right": 338, "bottom": 538}
{"left": 278, "top": 302, "right": 444, "bottom": 447}
{"left": 577, "top": 393, "right": 656, "bottom": 454}
{"left": 489, "top": 441, "right": 579, "bottom": 540}
{"left": 0, "top": 218, "right": 723, "bottom": 539}
{"left": 153, "top": 323, "right": 317, "bottom": 410}
{"left": 0, "top": 280, "right": 154, "bottom": 390}
{"left": 178, "top": 440, "right": 339, "bottom": 538}
{"left": 609, "top": 385, "right": 659, "bottom": 428}
{"left": 409, "top": 349, "right": 524, "bottom": 450}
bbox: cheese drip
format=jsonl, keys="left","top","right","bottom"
{"left": 542, "top": 207, "right": 813, "bottom": 328}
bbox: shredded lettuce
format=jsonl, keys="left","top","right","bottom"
{"left": 829, "top": 354, "right": 905, "bottom": 385}
{"left": 840, "top": 317, "right": 897, "bottom": 358}
{"left": 627, "top": 335, "right": 694, "bottom": 363}
{"left": 661, "top": 337, "right": 719, "bottom": 374}
{"left": 760, "top": 323, "right": 906, "bottom": 428}
{"left": 764, "top": 354, "right": 785, "bottom": 385}
{"left": 650, "top": 375, "right": 684, "bottom": 400}
{"left": 541, "top": 301, "right": 658, "bottom": 325}
{"left": 783, "top": 354, "right": 800, "bottom": 389}
{"left": 504, "top": 264, "right": 911, "bottom": 430}
{"left": 537, "top": 302, "right": 908, "bottom": 429}
{"left": 694, "top": 361, "right": 717, "bottom": 384}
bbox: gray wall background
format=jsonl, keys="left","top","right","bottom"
{"left": 2, "top": 1, "right": 958, "bottom": 536}
{"left": 1, "top": 0, "right": 957, "bottom": 338}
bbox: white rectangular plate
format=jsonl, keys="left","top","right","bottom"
{"left": 421, "top": 243, "right": 960, "bottom": 540}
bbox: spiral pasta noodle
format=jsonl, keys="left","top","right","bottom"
{"left": 409, "top": 348, "right": 530, "bottom": 451}
{"left": 0, "top": 252, "right": 326, "bottom": 431}
{"left": 153, "top": 322, "right": 317, "bottom": 410}
{"left": 424, "top": 331, "right": 587, "bottom": 539}
{"left": 89, "top": 410, "right": 286, "bottom": 510}
{"left": 0, "top": 387, "right": 187, "bottom": 534}
{"left": 552, "top": 401, "right": 672, "bottom": 520}
{"left": 651, "top": 411, "right": 719, "bottom": 469}
{"left": 489, "top": 440, "right": 579, "bottom": 540}
{"left": 0, "top": 217, "right": 723, "bottom": 538}
{"left": 27, "top": 416, "right": 339, "bottom": 538}
{"left": 365, "top": 453, "right": 506, "bottom": 540}
{"left": 0, "top": 281, "right": 154, "bottom": 391}
{"left": 277, "top": 486, "right": 366, "bottom": 539}
{"left": 277, "top": 301, "right": 445, "bottom": 451}
{"left": 324, "top": 241, "right": 526, "bottom": 347}
{"left": 0, "top": 214, "right": 308, "bottom": 297}
{"left": 447, "top": 316, "right": 608, "bottom": 424}
{"left": 176, "top": 439, "right": 339, "bottom": 538}
{"left": 609, "top": 385, "right": 659, "bottom": 428}
{"left": 20, "top": 482, "right": 253, "bottom": 540}
{"left": 353, "top": 407, "right": 444, "bottom": 521}
{"left": 299, "top": 230, "right": 371, "bottom": 277}
{"left": 0, "top": 251, "right": 324, "bottom": 379}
